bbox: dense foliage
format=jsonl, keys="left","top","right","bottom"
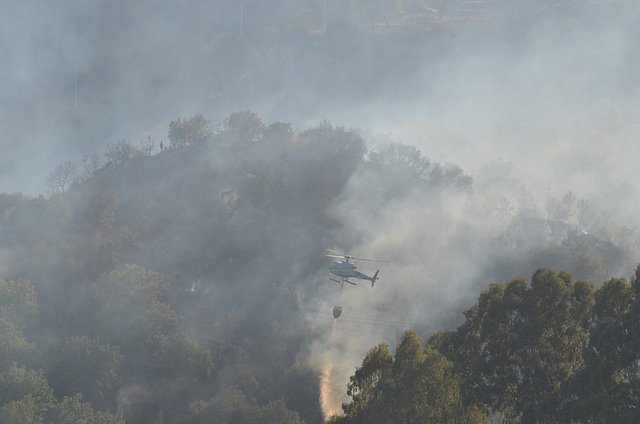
{"left": 331, "top": 267, "right": 640, "bottom": 423}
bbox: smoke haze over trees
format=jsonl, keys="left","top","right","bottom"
{"left": 1, "top": 108, "right": 640, "bottom": 422}
{"left": 3, "top": 0, "right": 640, "bottom": 422}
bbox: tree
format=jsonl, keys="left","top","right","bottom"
{"left": 104, "top": 139, "right": 138, "bottom": 167}
{"left": 188, "top": 114, "right": 211, "bottom": 141}
{"left": 46, "top": 336, "right": 123, "bottom": 403}
{"left": 562, "top": 228, "right": 608, "bottom": 283}
{"left": 0, "top": 391, "right": 125, "bottom": 424}
{"left": 148, "top": 332, "right": 213, "bottom": 384}
{"left": 0, "top": 364, "right": 54, "bottom": 407}
{"left": 83, "top": 188, "right": 127, "bottom": 274}
{"left": 261, "top": 364, "right": 324, "bottom": 424}
{"left": 561, "top": 276, "right": 640, "bottom": 423}
{"left": 91, "top": 264, "right": 177, "bottom": 346}
{"left": 0, "top": 278, "right": 39, "bottom": 329}
{"left": 139, "top": 136, "right": 155, "bottom": 156}
{"left": 430, "top": 269, "right": 595, "bottom": 423}
{"left": 89, "top": 265, "right": 215, "bottom": 421}
{"left": 1, "top": 394, "right": 43, "bottom": 424}
{"left": 49, "top": 394, "right": 95, "bottom": 424}
{"left": 75, "top": 152, "right": 103, "bottom": 185}
{"left": 332, "top": 332, "right": 486, "bottom": 424}
{"left": 47, "top": 161, "right": 77, "bottom": 194}
{"left": 0, "top": 318, "right": 36, "bottom": 371}
{"left": 185, "top": 385, "right": 304, "bottom": 424}
{"left": 262, "top": 121, "right": 294, "bottom": 153}
{"left": 369, "top": 143, "right": 432, "bottom": 181}
{"left": 295, "top": 121, "right": 367, "bottom": 207}
{"left": 168, "top": 117, "right": 189, "bottom": 147}
{"left": 215, "top": 111, "right": 265, "bottom": 149}
{"left": 48, "top": 394, "right": 125, "bottom": 424}
{"left": 168, "top": 113, "right": 211, "bottom": 147}
{"left": 390, "top": 332, "right": 484, "bottom": 424}
{"left": 547, "top": 191, "right": 576, "bottom": 223}
{"left": 428, "top": 325, "right": 485, "bottom": 414}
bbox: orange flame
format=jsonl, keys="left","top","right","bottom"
{"left": 320, "top": 318, "right": 342, "bottom": 420}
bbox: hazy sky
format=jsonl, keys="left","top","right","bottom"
{"left": 1, "top": 0, "right": 231, "bottom": 194}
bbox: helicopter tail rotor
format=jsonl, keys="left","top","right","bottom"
{"left": 371, "top": 270, "right": 379, "bottom": 287}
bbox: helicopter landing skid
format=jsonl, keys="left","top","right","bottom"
{"left": 329, "top": 275, "right": 357, "bottom": 286}
{"left": 328, "top": 276, "right": 343, "bottom": 285}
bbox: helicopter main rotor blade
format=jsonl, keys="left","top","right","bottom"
{"left": 325, "top": 249, "right": 345, "bottom": 255}
{"left": 326, "top": 249, "right": 392, "bottom": 264}
{"left": 345, "top": 256, "right": 392, "bottom": 264}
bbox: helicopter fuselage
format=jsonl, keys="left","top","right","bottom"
{"left": 330, "top": 261, "right": 368, "bottom": 280}
{"left": 329, "top": 260, "right": 379, "bottom": 287}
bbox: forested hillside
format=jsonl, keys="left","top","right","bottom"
{"left": 1, "top": 110, "right": 639, "bottom": 423}
{"left": 1, "top": 113, "right": 368, "bottom": 423}
{"left": 0, "top": 110, "right": 473, "bottom": 423}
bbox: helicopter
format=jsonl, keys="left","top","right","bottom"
{"left": 326, "top": 249, "right": 388, "bottom": 288}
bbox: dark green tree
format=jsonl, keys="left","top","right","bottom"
{"left": 185, "top": 385, "right": 303, "bottom": 424}
{"left": 332, "top": 331, "right": 486, "bottom": 424}
{"left": 329, "top": 343, "right": 392, "bottom": 424}
{"left": 91, "top": 264, "right": 177, "bottom": 347}
{"left": 46, "top": 336, "right": 122, "bottom": 403}
{"left": 0, "top": 364, "right": 54, "bottom": 408}
{"left": 0, "top": 385, "right": 124, "bottom": 424}
{"left": 295, "top": 121, "right": 366, "bottom": 209}
{"left": 47, "top": 394, "right": 125, "bottom": 424}
{"left": 561, "top": 275, "right": 640, "bottom": 423}
{"left": 0, "top": 394, "right": 44, "bottom": 424}
{"left": 148, "top": 332, "right": 213, "bottom": 384}
{"left": 431, "top": 269, "right": 594, "bottom": 423}
{"left": 261, "top": 364, "right": 324, "bottom": 424}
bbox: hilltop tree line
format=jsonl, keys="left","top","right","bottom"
{"left": 2, "top": 110, "right": 639, "bottom": 423}
{"left": 13, "top": 0, "right": 638, "bottom": 186}
{"left": 46, "top": 113, "right": 212, "bottom": 195}
{"left": 331, "top": 266, "right": 640, "bottom": 423}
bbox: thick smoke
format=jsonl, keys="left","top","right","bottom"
{"left": 4, "top": 0, "right": 640, "bottom": 421}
